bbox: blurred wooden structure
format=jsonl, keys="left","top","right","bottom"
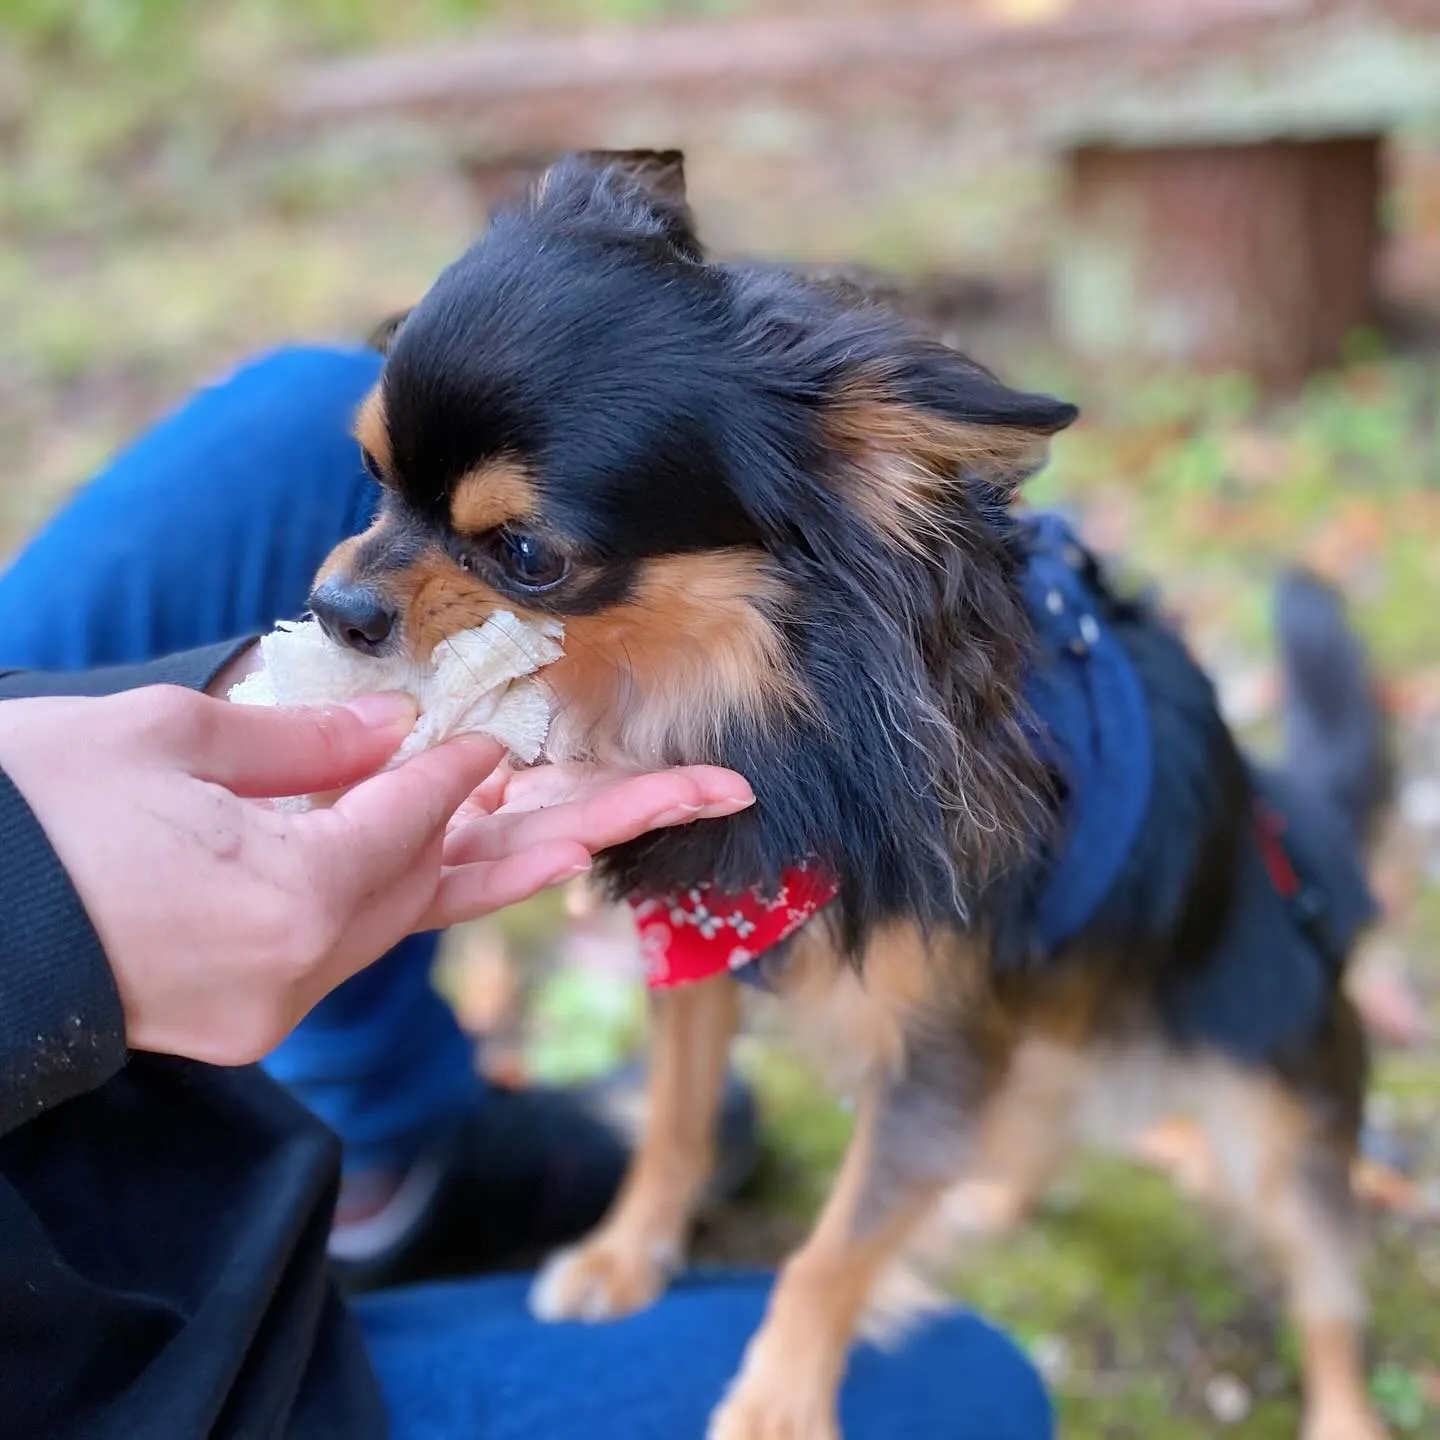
{"left": 274, "top": 0, "right": 1440, "bottom": 388}
{"left": 1044, "top": 2, "right": 1440, "bottom": 386}
{"left": 1058, "top": 139, "right": 1383, "bottom": 389}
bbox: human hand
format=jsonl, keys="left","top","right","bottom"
{"left": 0, "top": 685, "right": 752, "bottom": 1065}
{"left": 423, "top": 760, "right": 756, "bottom": 930}
{"left": 205, "top": 642, "right": 754, "bottom": 930}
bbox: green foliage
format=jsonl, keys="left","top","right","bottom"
{"left": 0, "top": 0, "right": 740, "bottom": 65}
{"left": 524, "top": 967, "right": 645, "bottom": 1084}
{"left": 1030, "top": 356, "right": 1440, "bottom": 673}
{"left": 1372, "top": 1362, "right": 1430, "bottom": 1432}
{"left": 1, "top": 0, "right": 193, "bottom": 60}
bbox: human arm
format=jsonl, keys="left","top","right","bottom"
{"left": 0, "top": 649, "right": 751, "bottom": 1136}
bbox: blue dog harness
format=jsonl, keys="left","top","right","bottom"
{"left": 1013, "top": 512, "right": 1153, "bottom": 956}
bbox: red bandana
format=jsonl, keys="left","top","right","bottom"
{"left": 629, "top": 864, "right": 840, "bottom": 990}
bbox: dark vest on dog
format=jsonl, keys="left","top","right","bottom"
{"left": 1012, "top": 511, "right": 1153, "bottom": 955}
{"left": 1017, "top": 513, "right": 1377, "bottom": 1061}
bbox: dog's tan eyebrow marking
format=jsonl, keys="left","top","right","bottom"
{"left": 449, "top": 459, "right": 538, "bottom": 536}
{"left": 354, "top": 388, "right": 395, "bottom": 485}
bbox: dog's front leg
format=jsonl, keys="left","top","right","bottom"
{"left": 529, "top": 971, "right": 739, "bottom": 1321}
{"left": 708, "top": 1013, "right": 985, "bottom": 1440}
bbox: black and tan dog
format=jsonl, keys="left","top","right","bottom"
{"left": 310, "top": 150, "right": 1390, "bottom": 1440}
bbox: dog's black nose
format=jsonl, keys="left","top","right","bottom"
{"left": 310, "top": 579, "right": 396, "bottom": 654}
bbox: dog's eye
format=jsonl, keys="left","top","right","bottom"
{"left": 490, "top": 527, "right": 570, "bottom": 591}
{"left": 359, "top": 448, "right": 384, "bottom": 483}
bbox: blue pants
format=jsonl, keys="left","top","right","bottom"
{"left": 0, "top": 346, "right": 1051, "bottom": 1438}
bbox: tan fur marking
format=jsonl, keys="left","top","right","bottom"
{"left": 530, "top": 975, "right": 739, "bottom": 1322}
{"left": 314, "top": 513, "right": 510, "bottom": 656}
{"left": 1006, "top": 958, "right": 1113, "bottom": 1046}
{"left": 775, "top": 922, "right": 978, "bottom": 1096}
{"left": 353, "top": 389, "right": 393, "bottom": 482}
{"left": 1188, "top": 1066, "right": 1384, "bottom": 1440}
{"left": 449, "top": 460, "right": 538, "bottom": 537}
{"left": 547, "top": 550, "right": 802, "bottom": 768}
{"left": 318, "top": 517, "right": 498, "bottom": 655}
{"left": 314, "top": 533, "right": 794, "bottom": 760}
{"left": 773, "top": 934, "right": 908, "bottom": 1093}
{"left": 397, "top": 554, "right": 503, "bottom": 656}
{"left": 827, "top": 389, "right": 1048, "bottom": 478}
{"left": 825, "top": 379, "right": 1048, "bottom": 552}
{"left": 313, "top": 534, "right": 364, "bottom": 590}
{"left": 860, "top": 921, "right": 957, "bottom": 1014}
{"left": 711, "top": 924, "right": 989, "bottom": 1435}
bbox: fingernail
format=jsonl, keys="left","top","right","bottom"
{"left": 653, "top": 802, "right": 704, "bottom": 827}
{"left": 344, "top": 691, "right": 417, "bottom": 728}
{"left": 696, "top": 793, "right": 755, "bottom": 819}
{"left": 451, "top": 732, "right": 503, "bottom": 750}
{"left": 564, "top": 860, "right": 592, "bottom": 877}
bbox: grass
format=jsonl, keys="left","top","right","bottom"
{"left": 2, "top": 4, "right": 1438, "bottom": 1434}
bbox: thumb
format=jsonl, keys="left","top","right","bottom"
{"left": 194, "top": 692, "right": 419, "bottom": 798}
{"left": 318, "top": 734, "right": 507, "bottom": 898}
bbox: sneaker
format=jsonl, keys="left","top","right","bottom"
{"left": 329, "top": 1063, "right": 759, "bottom": 1293}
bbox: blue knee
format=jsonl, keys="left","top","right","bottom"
{"left": 0, "top": 345, "right": 384, "bottom": 668}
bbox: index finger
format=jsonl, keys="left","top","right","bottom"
{"left": 443, "top": 765, "right": 754, "bottom": 867}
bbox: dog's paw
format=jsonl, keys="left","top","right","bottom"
{"left": 706, "top": 1379, "right": 841, "bottom": 1440}
{"left": 527, "top": 1233, "right": 682, "bottom": 1322}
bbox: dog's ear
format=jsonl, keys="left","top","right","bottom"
{"left": 366, "top": 309, "right": 412, "bottom": 356}
{"left": 533, "top": 147, "right": 699, "bottom": 259}
{"left": 574, "top": 148, "right": 688, "bottom": 208}
{"left": 822, "top": 341, "right": 1077, "bottom": 543}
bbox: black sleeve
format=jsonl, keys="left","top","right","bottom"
{"left": 0, "top": 639, "right": 254, "bottom": 1136}
{"left": 0, "top": 638, "right": 249, "bottom": 702}
{"left": 0, "top": 770, "right": 126, "bottom": 1136}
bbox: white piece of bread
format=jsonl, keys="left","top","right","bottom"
{"left": 229, "top": 610, "right": 564, "bottom": 809}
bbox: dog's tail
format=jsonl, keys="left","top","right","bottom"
{"left": 1274, "top": 566, "right": 1392, "bottom": 851}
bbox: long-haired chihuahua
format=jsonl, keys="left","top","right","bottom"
{"left": 311, "top": 150, "right": 1390, "bottom": 1440}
